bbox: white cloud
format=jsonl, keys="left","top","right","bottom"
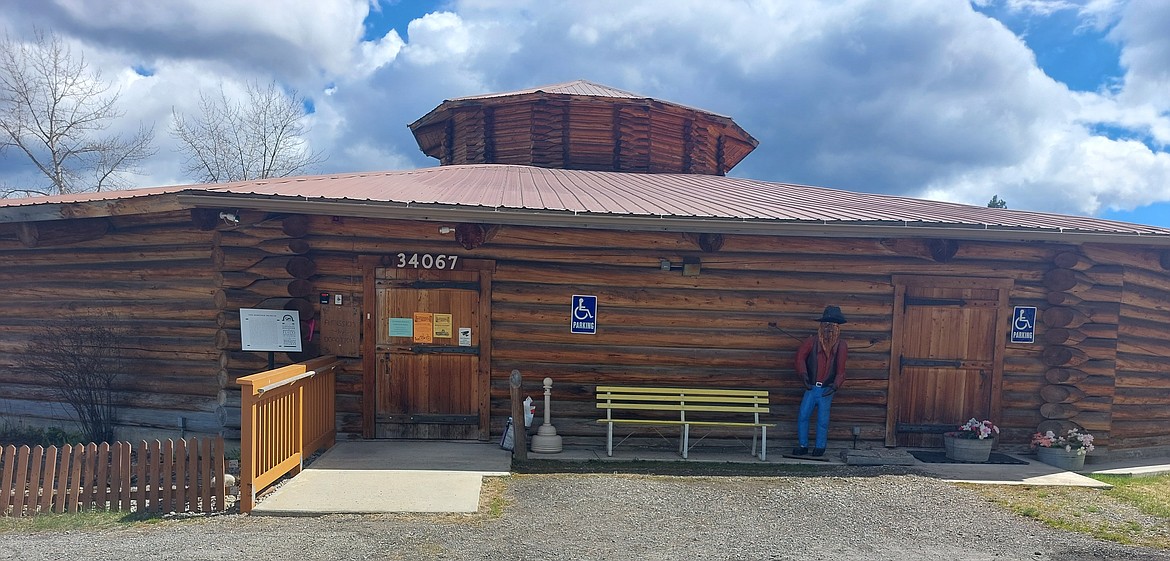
{"left": 1, "top": 0, "right": 1168, "bottom": 222}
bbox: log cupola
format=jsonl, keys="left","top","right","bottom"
{"left": 408, "top": 80, "right": 758, "bottom": 175}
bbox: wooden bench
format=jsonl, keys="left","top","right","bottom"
{"left": 596, "top": 386, "right": 775, "bottom": 460}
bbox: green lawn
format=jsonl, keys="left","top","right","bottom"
{"left": 975, "top": 473, "right": 1170, "bottom": 549}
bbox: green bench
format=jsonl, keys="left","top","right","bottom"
{"left": 596, "top": 385, "right": 775, "bottom": 460}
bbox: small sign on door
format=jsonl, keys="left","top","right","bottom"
{"left": 1010, "top": 306, "right": 1036, "bottom": 343}
{"left": 458, "top": 327, "right": 472, "bottom": 346}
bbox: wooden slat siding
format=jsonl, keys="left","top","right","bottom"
{"left": 29, "top": 446, "right": 45, "bottom": 515}
{"left": 65, "top": 444, "right": 81, "bottom": 513}
{"left": 95, "top": 443, "right": 109, "bottom": 512}
{"left": 1, "top": 445, "right": 13, "bottom": 515}
{"left": 16, "top": 445, "right": 34, "bottom": 516}
{"left": 38, "top": 445, "right": 56, "bottom": 515}
{"left": 116, "top": 442, "right": 130, "bottom": 512}
{"left": 190, "top": 440, "right": 204, "bottom": 512}
{"left": 161, "top": 439, "right": 173, "bottom": 513}
{"left": 74, "top": 443, "right": 91, "bottom": 512}
{"left": 52, "top": 445, "right": 68, "bottom": 514}
{"left": 134, "top": 442, "right": 146, "bottom": 514}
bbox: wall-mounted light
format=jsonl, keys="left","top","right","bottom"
{"left": 659, "top": 259, "right": 671, "bottom": 271}
{"left": 438, "top": 226, "right": 454, "bottom": 234}
{"left": 218, "top": 211, "right": 239, "bottom": 225}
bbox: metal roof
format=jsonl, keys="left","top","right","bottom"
{"left": 4, "top": 164, "right": 1170, "bottom": 244}
{"left": 450, "top": 79, "right": 645, "bottom": 101}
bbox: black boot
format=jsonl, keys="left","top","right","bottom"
{"left": 810, "top": 448, "right": 825, "bottom": 457}
{"left": 792, "top": 446, "right": 809, "bottom": 456}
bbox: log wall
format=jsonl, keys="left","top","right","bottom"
{"left": 1083, "top": 245, "right": 1170, "bottom": 451}
{"left": 289, "top": 215, "right": 1133, "bottom": 449}
{"left": 0, "top": 211, "right": 221, "bottom": 441}
{"left": 8, "top": 208, "right": 1170, "bottom": 454}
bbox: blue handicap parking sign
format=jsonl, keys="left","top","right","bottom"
{"left": 1010, "top": 306, "right": 1036, "bottom": 343}
{"left": 570, "top": 295, "right": 597, "bottom": 334}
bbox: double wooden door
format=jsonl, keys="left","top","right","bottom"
{"left": 886, "top": 276, "right": 1012, "bottom": 447}
{"left": 368, "top": 264, "right": 490, "bottom": 439}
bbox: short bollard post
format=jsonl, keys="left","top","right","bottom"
{"left": 530, "top": 377, "right": 563, "bottom": 453}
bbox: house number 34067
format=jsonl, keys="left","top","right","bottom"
{"left": 394, "top": 253, "right": 459, "bottom": 270}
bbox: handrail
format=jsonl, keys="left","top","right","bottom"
{"left": 237, "top": 355, "right": 338, "bottom": 514}
{"left": 256, "top": 368, "right": 323, "bottom": 394}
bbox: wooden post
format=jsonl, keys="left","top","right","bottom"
{"left": 509, "top": 369, "right": 527, "bottom": 461}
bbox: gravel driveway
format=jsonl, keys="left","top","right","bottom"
{"left": 3, "top": 469, "right": 1168, "bottom": 561}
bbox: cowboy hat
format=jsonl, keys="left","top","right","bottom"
{"left": 816, "top": 305, "right": 847, "bottom": 324}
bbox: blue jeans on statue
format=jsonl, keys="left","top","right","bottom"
{"left": 797, "top": 385, "right": 834, "bottom": 449}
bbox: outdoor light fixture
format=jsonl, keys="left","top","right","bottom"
{"left": 659, "top": 259, "right": 671, "bottom": 271}
{"left": 438, "top": 226, "right": 454, "bottom": 234}
{"left": 218, "top": 211, "right": 240, "bottom": 224}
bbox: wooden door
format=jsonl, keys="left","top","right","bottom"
{"left": 371, "top": 266, "right": 487, "bottom": 439}
{"left": 886, "top": 276, "right": 1012, "bottom": 447}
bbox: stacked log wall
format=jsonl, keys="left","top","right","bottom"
{"left": 1083, "top": 245, "right": 1170, "bottom": 451}
{"left": 296, "top": 216, "right": 1083, "bottom": 447}
{"left": 0, "top": 211, "right": 221, "bottom": 441}
{"left": 1029, "top": 251, "right": 1120, "bottom": 449}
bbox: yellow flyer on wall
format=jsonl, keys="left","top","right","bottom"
{"left": 433, "top": 313, "right": 452, "bottom": 338}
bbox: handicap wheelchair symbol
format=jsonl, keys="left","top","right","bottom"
{"left": 1014, "top": 308, "right": 1033, "bottom": 331}
{"left": 574, "top": 297, "right": 595, "bottom": 321}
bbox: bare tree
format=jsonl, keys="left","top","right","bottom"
{"left": 0, "top": 29, "right": 155, "bottom": 197}
{"left": 22, "top": 314, "right": 127, "bottom": 444}
{"left": 172, "top": 80, "right": 326, "bottom": 183}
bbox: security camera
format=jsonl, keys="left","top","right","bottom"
{"left": 219, "top": 211, "right": 240, "bottom": 224}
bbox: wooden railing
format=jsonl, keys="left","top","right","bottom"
{"left": 0, "top": 437, "right": 226, "bottom": 516}
{"left": 237, "top": 355, "right": 338, "bottom": 513}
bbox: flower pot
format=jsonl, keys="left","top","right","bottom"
{"left": 1036, "top": 446, "right": 1086, "bottom": 471}
{"left": 944, "top": 434, "right": 993, "bottom": 462}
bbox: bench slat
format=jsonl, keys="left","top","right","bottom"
{"left": 598, "top": 419, "right": 776, "bottom": 427}
{"left": 596, "top": 386, "right": 767, "bottom": 397}
{"left": 597, "top": 393, "right": 768, "bottom": 404}
{"left": 598, "top": 403, "right": 768, "bottom": 414}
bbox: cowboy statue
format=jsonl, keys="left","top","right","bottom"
{"left": 792, "top": 305, "right": 848, "bottom": 457}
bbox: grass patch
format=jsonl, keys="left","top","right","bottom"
{"left": 974, "top": 473, "right": 1170, "bottom": 549}
{"left": 0, "top": 510, "right": 162, "bottom": 534}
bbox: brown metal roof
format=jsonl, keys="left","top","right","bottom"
{"left": 4, "top": 164, "right": 1170, "bottom": 243}
{"left": 450, "top": 80, "right": 645, "bottom": 101}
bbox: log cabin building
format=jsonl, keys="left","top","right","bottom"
{"left": 2, "top": 80, "right": 1170, "bottom": 457}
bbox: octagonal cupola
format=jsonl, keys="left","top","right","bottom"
{"left": 408, "top": 80, "right": 758, "bottom": 176}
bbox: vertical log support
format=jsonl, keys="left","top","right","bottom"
{"left": 509, "top": 369, "right": 527, "bottom": 461}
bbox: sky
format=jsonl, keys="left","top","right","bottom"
{"left": 0, "top": 0, "right": 1168, "bottom": 227}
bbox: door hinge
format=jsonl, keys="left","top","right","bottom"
{"left": 409, "top": 345, "right": 479, "bottom": 355}
{"left": 900, "top": 356, "right": 963, "bottom": 368}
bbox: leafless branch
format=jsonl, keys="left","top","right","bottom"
{"left": 0, "top": 28, "right": 155, "bottom": 196}
{"left": 172, "top": 80, "right": 326, "bottom": 183}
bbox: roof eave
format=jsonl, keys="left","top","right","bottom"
{"left": 175, "top": 193, "right": 1170, "bottom": 247}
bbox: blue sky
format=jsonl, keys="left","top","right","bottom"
{"left": 1, "top": 0, "right": 1168, "bottom": 228}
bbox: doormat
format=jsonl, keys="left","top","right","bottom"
{"left": 908, "top": 450, "right": 1028, "bottom": 465}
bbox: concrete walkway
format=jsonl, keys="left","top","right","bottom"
{"left": 250, "top": 441, "right": 511, "bottom": 516}
{"left": 250, "top": 440, "right": 1170, "bottom": 516}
